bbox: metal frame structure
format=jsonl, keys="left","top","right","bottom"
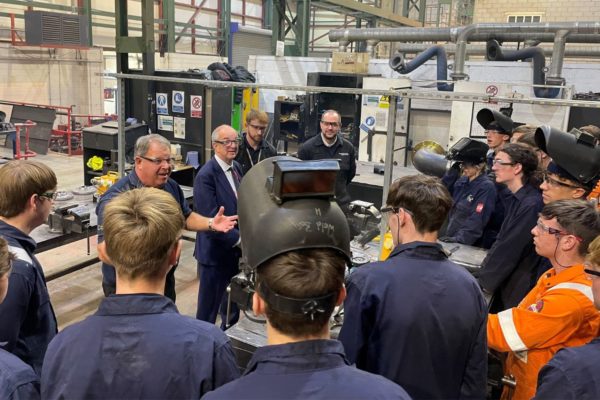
{"left": 106, "top": 71, "right": 600, "bottom": 247}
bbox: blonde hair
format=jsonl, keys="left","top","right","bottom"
{"left": 103, "top": 188, "right": 185, "bottom": 280}
{"left": 246, "top": 109, "right": 268, "bottom": 125}
{"left": 0, "top": 160, "right": 57, "bottom": 218}
{"left": 588, "top": 236, "right": 600, "bottom": 266}
{"left": 0, "top": 237, "right": 15, "bottom": 278}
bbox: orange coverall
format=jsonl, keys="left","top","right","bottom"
{"left": 488, "top": 264, "right": 600, "bottom": 400}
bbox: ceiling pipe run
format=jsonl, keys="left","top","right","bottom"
{"left": 329, "top": 26, "right": 600, "bottom": 47}
{"left": 392, "top": 43, "right": 600, "bottom": 58}
{"left": 452, "top": 22, "right": 600, "bottom": 80}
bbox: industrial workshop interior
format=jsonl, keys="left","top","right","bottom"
{"left": 1, "top": 0, "right": 600, "bottom": 399}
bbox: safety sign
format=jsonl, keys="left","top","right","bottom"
{"left": 156, "top": 93, "right": 168, "bottom": 115}
{"left": 174, "top": 117, "right": 186, "bottom": 139}
{"left": 190, "top": 95, "right": 203, "bottom": 118}
{"left": 158, "top": 115, "right": 174, "bottom": 131}
{"left": 172, "top": 90, "right": 185, "bottom": 113}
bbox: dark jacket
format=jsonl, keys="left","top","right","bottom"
{"left": 535, "top": 338, "right": 600, "bottom": 400}
{"left": 445, "top": 173, "right": 497, "bottom": 246}
{"left": 41, "top": 294, "right": 240, "bottom": 399}
{"left": 0, "top": 221, "right": 57, "bottom": 376}
{"left": 0, "top": 348, "right": 39, "bottom": 400}
{"left": 203, "top": 340, "right": 411, "bottom": 400}
{"left": 235, "top": 133, "right": 277, "bottom": 176}
{"left": 478, "top": 183, "right": 544, "bottom": 312}
{"left": 339, "top": 242, "right": 488, "bottom": 400}
{"left": 96, "top": 169, "right": 192, "bottom": 292}
{"left": 297, "top": 134, "right": 356, "bottom": 206}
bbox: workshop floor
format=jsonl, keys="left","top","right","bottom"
{"left": 0, "top": 147, "right": 202, "bottom": 329}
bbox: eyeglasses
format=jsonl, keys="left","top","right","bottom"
{"left": 320, "top": 121, "right": 340, "bottom": 128}
{"left": 214, "top": 139, "right": 241, "bottom": 147}
{"left": 39, "top": 191, "right": 58, "bottom": 201}
{"left": 492, "top": 159, "right": 515, "bottom": 166}
{"left": 249, "top": 124, "right": 267, "bottom": 131}
{"left": 380, "top": 206, "right": 414, "bottom": 222}
{"left": 584, "top": 262, "right": 600, "bottom": 279}
{"left": 542, "top": 172, "right": 583, "bottom": 189}
{"left": 535, "top": 219, "right": 583, "bottom": 242}
{"left": 139, "top": 155, "right": 174, "bottom": 166}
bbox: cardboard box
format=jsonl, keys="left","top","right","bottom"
{"left": 331, "top": 52, "right": 370, "bottom": 74}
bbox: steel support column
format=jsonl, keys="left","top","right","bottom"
{"left": 115, "top": 0, "right": 155, "bottom": 133}
{"left": 218, "top": 0, "right": 231, "bottom": 57}
{"left": 78, "top": 0, "right": 92, "bottom": 46}
{"left": 271, "top": 0, "right": 310, "bottom": 56}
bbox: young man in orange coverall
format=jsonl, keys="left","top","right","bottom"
{"left": 487, "top": 199, "right": 600, "bottom": 400}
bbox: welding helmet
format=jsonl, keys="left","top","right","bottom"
{"left": 535, "top": 125, "right": 600, "bottom": 187}
{"left": 238, "top": 156, "right": 352, "bottom": 270}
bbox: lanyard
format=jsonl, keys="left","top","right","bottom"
{"left": 246, "top": 147, "right": 262, "bottom": 167}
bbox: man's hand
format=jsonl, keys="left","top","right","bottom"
{"left": 212, "top": 206, "right": 238, "bottom": 232}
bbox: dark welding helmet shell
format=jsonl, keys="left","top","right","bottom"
{"left": 238, "top": 156, "right": 352, "bottom": 270}
{"left": 446, "top": 137, "right": 489, "bottom": 164}
{"left": 476, "top": 108, "right": 514, "bottom": 134}
{"left": 535, "top": 125, "right": 600, "bottom": 184}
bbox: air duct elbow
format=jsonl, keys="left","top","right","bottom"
{"left": 486, "top": 40, "right": 560, "bottom": 98}
{"left": 389, "top": 45, "right": 453, "bottom": 91}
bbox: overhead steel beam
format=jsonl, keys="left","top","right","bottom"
{"left": 313, "top": 0, "right": 421, "bottom": 27}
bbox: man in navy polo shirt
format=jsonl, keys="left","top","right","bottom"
{"left": 96, "top": 134, "right": 237, "bottom": 301}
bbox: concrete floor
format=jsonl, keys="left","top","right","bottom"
{"left": 0, "top": 146, "right": 202, "bottom": 330}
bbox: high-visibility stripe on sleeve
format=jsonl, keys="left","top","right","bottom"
{"left": 498, "top": 309, "right": 528, "bottom": 352}
{"left": 547, "top": 282, "right": 594, "bottom": 302}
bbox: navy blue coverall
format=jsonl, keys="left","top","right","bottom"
{"left": 535, "top": 338, "right": 600, "bottom": 400}
{"left": 96, "top": 170, "right": 192, "bottom": 300}
{"left": 41, "top": 294, "right": 240, "bottom": 399}
{"left": 444, "top": 173, "right": 497, "bottom": 246}
{"left": 339, "top": 241, "right": 488, "bottom": 400}
{"left": 478, "top": 183, "right": 544, "bottom": 312}
{"left": 0, "top": 221, "right": 57, "bottom": 375}
{"left": 203, "top": 339, "right": 411, "bottom": 400}
{"left": 0, "top": 348, "right": 40, "bottom": 400}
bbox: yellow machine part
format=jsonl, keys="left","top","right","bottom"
{"left": 91, "top": 171, "right": 120, "bottom": 196}
{"left": 240, "top": 88, "right": 260, "bottom": 131}
{"left": 373, "top": 231, "right": 395, "bottom": 261}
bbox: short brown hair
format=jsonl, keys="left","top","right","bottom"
{"left": 0, "top": 160, "right": 57, "bottom": 218}
{"left": 245, "top": 109, "right": 268, "bottom": 125}
{"left": 257, "top": 248, "right": 345, "bottom": 337}
{"left": 386, "top": 175, "right": 452, "bottom": 234}
{"left": 0, "top": 237, "right": 15, "bottom": 278}
{"left": 103, "top": 188, "right": 185, "bottom": 280}
{"left": 540, "top": 200, "right": 600, "bottom": 257}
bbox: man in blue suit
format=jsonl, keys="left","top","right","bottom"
{"left": 194, "top": 125, "right": 242, "bottom": 330}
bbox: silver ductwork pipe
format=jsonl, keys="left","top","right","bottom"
{"left": 329, "top": 27, "right": 600, "bottom": 45}
{"left": 452, "top": 22, "right": 600, "bottom": 80}
{"left": 392, "top": 43, "right": 600, "bottom": 58}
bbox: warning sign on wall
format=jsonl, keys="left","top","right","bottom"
{"left": 190, "top": 95, "right": 203, "bottom": 118}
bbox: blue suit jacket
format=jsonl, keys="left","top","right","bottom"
{"left": 193, "top": 157, "right": 241, "bottom": 269}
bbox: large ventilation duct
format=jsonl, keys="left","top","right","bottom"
{"left": 392, "top": 43, "right": 600, "bottom": 58}
{"left": 486, "top": 40, "right": 559, "bottom": 98}
{"left": 389, "top": 45, "right": 453, "bottom": 91}
{"left": 329, "top": 26, "right": 600, "bottom": 46}
{"left": 452, "top": 22, "right": 600, "bottom": 80}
